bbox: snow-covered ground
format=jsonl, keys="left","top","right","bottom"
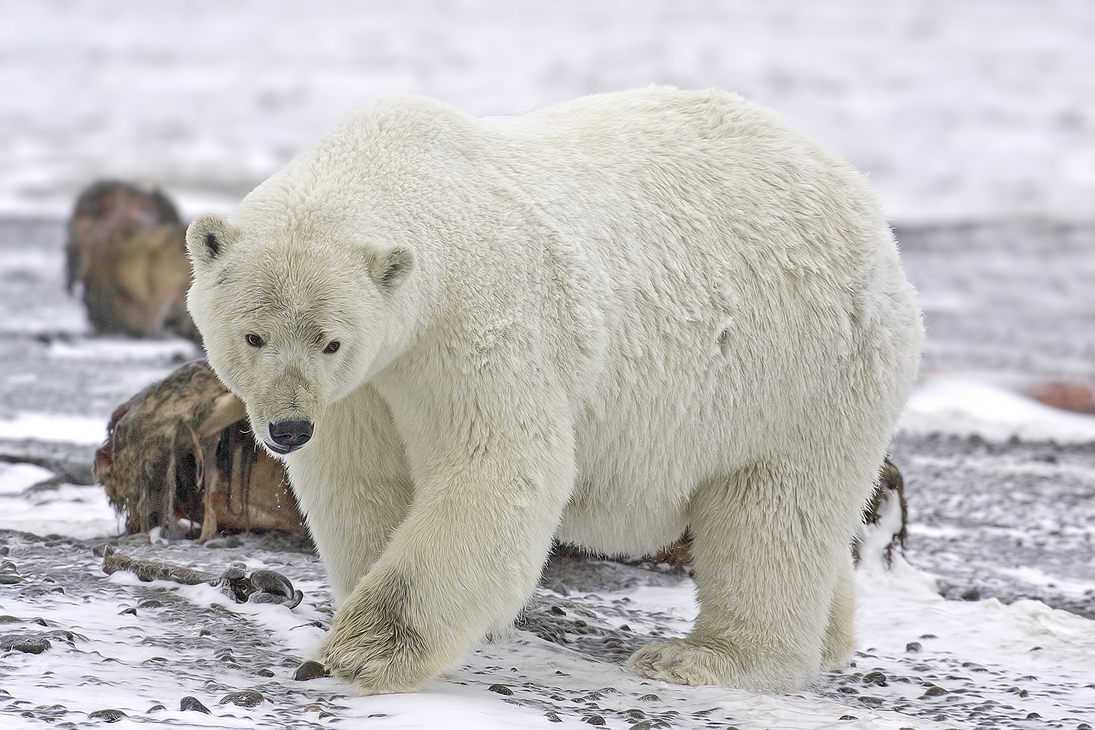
{"left": 1, "top": 0, "right": 1094, "bottom": 224}
{"left": 3, "top": 219, "right": 1095, "bottom": 726}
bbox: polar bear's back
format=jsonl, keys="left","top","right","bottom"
{"left": 475, "top": 89, "right": 921, "bottom": 552}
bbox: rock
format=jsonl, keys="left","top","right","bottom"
{"left": 0, "top": 634, "right": 51, "bottom": 654}
{"left": 179, "top": 696, "right": 210, "bottom": 713}
{"left": 960, "top": 587, "right": 981, "bottom": 601}
{"left": 862, "top": 671, "right": 888, "bottom": 686}
{"left": 219, "top": 690, "right": 264, "bottom": 708}
{"left": 488, "top": 684, "right": 513, "bottom": 696}
{"left": 87, "top": 709, "right": 127, "bottom": 723}
{"left": 293, "top": 660, "right": 329, "bottom": 681}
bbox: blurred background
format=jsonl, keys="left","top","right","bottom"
{"left": 1, "top": 0, "right": 1093, "bottom": 225}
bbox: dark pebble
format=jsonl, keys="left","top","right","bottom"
{"left": 293, "top": 660, "right": 329, "bottom": 681}
{"left": 119, "top": 607, "right": 137, "bottom": 616}
{"left": 921, "top": 686, "right": 947, "bottom": 697}
{"left": 960, "top": 587, "right": 981, "bottom": 601}
{"left": 584, "top": 715, "right": 606, "bottom": 726}
{"left": 256, "top": 668, "right": 275, "bottom": 678}
{"left": 220, "top": 690, "right": 264, "bottom": 708}
{"left": 88, "top": 709, "right": 127, "bottom": 723}
{"left": 862, "top": 671, "right": 887, "bottom": 686}
{"left": 839, "top": 715, "right": 857, "bottom": 721}
{"left": 0, "top": 574, "right": 22, "bottom": 584}
{"left": 905, "top": 641, "right": 921, "bottom": 653}
{"left": 180, "top": 696, "right": 211, "bottom": 713}
{"left": 488, "top": 683, "right": 513, "bottom": 696}
{"left": 920, "top": 633, "right": 936, "bottom": 639}
{"left": 551, "top": 606, "right": 566, "bottom": 615}
{"left": 639, "top": 693, "right": 660, "bottom": 702}
{"left": 146, "top": 704, "right": 166, "bottom": 713}
{"left": 545, "top": 711, "right": 562, "bottom": 723}
{"left": 630, "top": 722, "right": 653, "bottom": 730}
{"left": 0, "top": 615, "right": 21, "bottom": 623}
{"left": 0, "top": 634, "right": 51, "bottom": 654}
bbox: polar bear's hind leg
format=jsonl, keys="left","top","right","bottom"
{"left": 628, "top": 461, "right": 859, "bottom": 692}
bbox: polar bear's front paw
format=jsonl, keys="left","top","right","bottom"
{"left": 316, "top": 574, "right": 433, "bottom": 694}
{"left": 317, "top": 618, "right": 428, "bottom": 694}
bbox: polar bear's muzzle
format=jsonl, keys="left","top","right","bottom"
{"left": 267, "top": 419, "right": 314, "bottom": 454}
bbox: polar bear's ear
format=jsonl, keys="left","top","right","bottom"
{"left": 186, "top": 214, "right": 239, "bottom": 268}
{"left": 365, "top": 245, "right": 416, "bottom": 295}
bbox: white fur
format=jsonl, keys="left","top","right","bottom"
{"left": 186, "top": 87, "right": 923, "bottom": 694}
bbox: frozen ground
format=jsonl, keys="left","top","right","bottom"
{"left": 1, "top": 0, "right": 1094, "bottom": 225}
{"left": 2, "top": 221, "right": 1095, "bottom": 728}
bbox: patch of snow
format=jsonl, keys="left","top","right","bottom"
{"left": 0, "top": 462, "right": 55, "bottom": 496}
{"left": 899, "top": 373, "right": 1095, "bottom": 443}
{"left": 0, "top": 482, "right": 121, "bottom": 539}
{"left": 46, "top": 337, "right": 200, "bottom": 363}
{"left": 0, "top": 413, "right": 107, "bottom": 445}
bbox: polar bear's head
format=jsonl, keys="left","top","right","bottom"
{"left": 185, "top": 212, "right": 415, "bottom": 456}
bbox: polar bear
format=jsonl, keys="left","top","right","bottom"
{"left": 185, "top": 87, "right": 923, "bottom": 694}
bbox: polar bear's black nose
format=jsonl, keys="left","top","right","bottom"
{"left": 268, "top": 420, "right": 314, "bottom": 452}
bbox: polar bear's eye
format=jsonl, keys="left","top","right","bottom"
{"left": 323, "top": 340, "right": 341, "bottom": 354}
{"left": 245, "top": 333, "right": 265, "bottom": 348}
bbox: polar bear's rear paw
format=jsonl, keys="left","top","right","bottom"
{"left": 628, "top": 639, "right": 810, "bottom": 692}
{"left": 628, "top": 639, "right": 730, "bottom": 687}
